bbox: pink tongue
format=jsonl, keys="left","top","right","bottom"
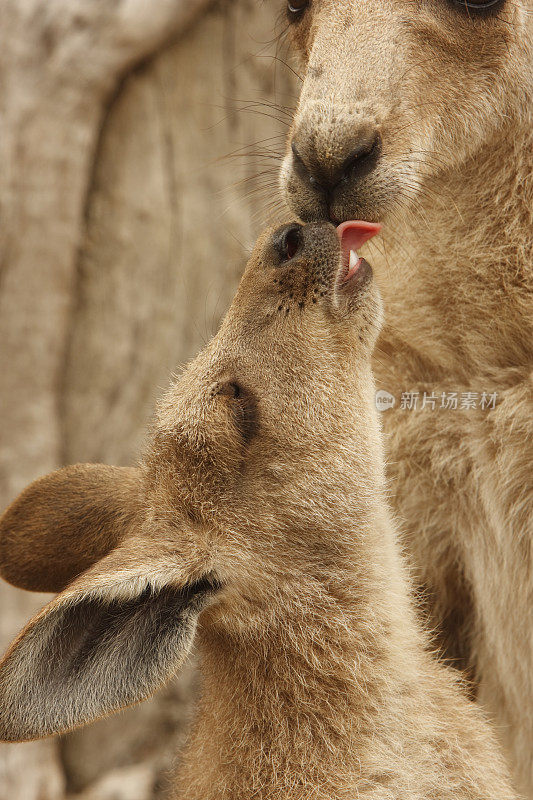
{"left": 337, "top": 220, "right": 382, "bottom": 258}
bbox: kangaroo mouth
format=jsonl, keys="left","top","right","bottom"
{"left": 336, "top": 221, "right": 381, "bottom": 289}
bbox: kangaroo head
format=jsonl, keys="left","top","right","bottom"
{"left": 0, "top": 220, "right": 382, "bottom": 742}
{"left": 150, "top": 220, "right": 383, "bottom": 554}
{"left": 280, "top": 0, "right": 533, "bottom": 224}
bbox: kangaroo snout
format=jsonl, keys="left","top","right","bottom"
{"left": 289, "top": 118, "right": 382, "bottom": 224}
{"left": 282, "top": 98, "right": 390, "bottom": 225}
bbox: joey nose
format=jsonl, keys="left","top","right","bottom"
{"left": 271, "top": 221, "right": 334, "bottom": 266}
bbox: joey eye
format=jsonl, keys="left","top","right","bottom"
{"left": 216, "top": 381, "right": 242, "bottom": 400}
{"left": 213, "top": 381, "right": 258, "bottom": 442}
{"left": 287, "top": 0, "right": 310, "bottom": 19}
{"left": 273, "top": 223, "right": 303, "bottom": 263}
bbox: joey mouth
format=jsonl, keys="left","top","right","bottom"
{"left": 337, "top": 255, "right": 373, "bottom": 293}
{"left": 335, "top": 221, "right": 381, "bottom": 296}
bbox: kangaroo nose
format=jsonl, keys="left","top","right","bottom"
{"left": 289, "top": 124, "right": 381, "bottom": 222}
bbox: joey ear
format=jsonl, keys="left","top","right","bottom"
{"left": 0, "top": 464, "right": 142, "bottom": 593}
{"left": 0, "top": 542, "right": 219, "bottom": 742}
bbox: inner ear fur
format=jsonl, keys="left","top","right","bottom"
{"left": 0, "top": 464, "right": 142, "bottom": 593}
{"left": 0, "top": 545, "right": 218, "bottom": 742}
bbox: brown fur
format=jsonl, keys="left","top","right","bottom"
{"left": 0, "top": 223, "right": 515, "bottom": 799}
{"left": 0, "top": 464, "right": 141, "bottom": 593}
{"left": 280, "top": 2, "right": 533, "bottom": 794}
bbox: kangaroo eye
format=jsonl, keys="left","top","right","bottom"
{"left": 451, "top": 0, "right": 504, "bottom": 11}
{"left": 287, "top": 0, "right": 310, "bottom": 19}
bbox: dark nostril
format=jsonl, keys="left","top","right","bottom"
{"left": 273, "top": 223, "right": 303, "bottom": 263}
{"left": 339, "top": 134, "right": 381, "bottom": 184}
{"left": 291, "top": 142, "right": 323, "bottom": 189}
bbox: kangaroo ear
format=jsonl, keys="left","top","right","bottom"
{"left": 0, "top": 542, "right": 218, "bottom": 742}
{"left": 0, "top": 464, "right": 142, "bottom": 593}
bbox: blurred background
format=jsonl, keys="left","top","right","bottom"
{"left": 0, "top": 1, "right": 298, "bottom": 797}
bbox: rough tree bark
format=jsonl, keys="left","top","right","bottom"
{"left": 0, "top": 1, "right": 296, "bottom": 797}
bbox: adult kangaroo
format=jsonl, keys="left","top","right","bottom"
{"left": 279, "top": 1, "right": 533, "bottom": 796}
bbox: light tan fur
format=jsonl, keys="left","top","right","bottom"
{"left": 280, "top": 2, "right": 533, "bottom": 794}
{"left": 0, "top": 223, "right": 516, "bottom": 799}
